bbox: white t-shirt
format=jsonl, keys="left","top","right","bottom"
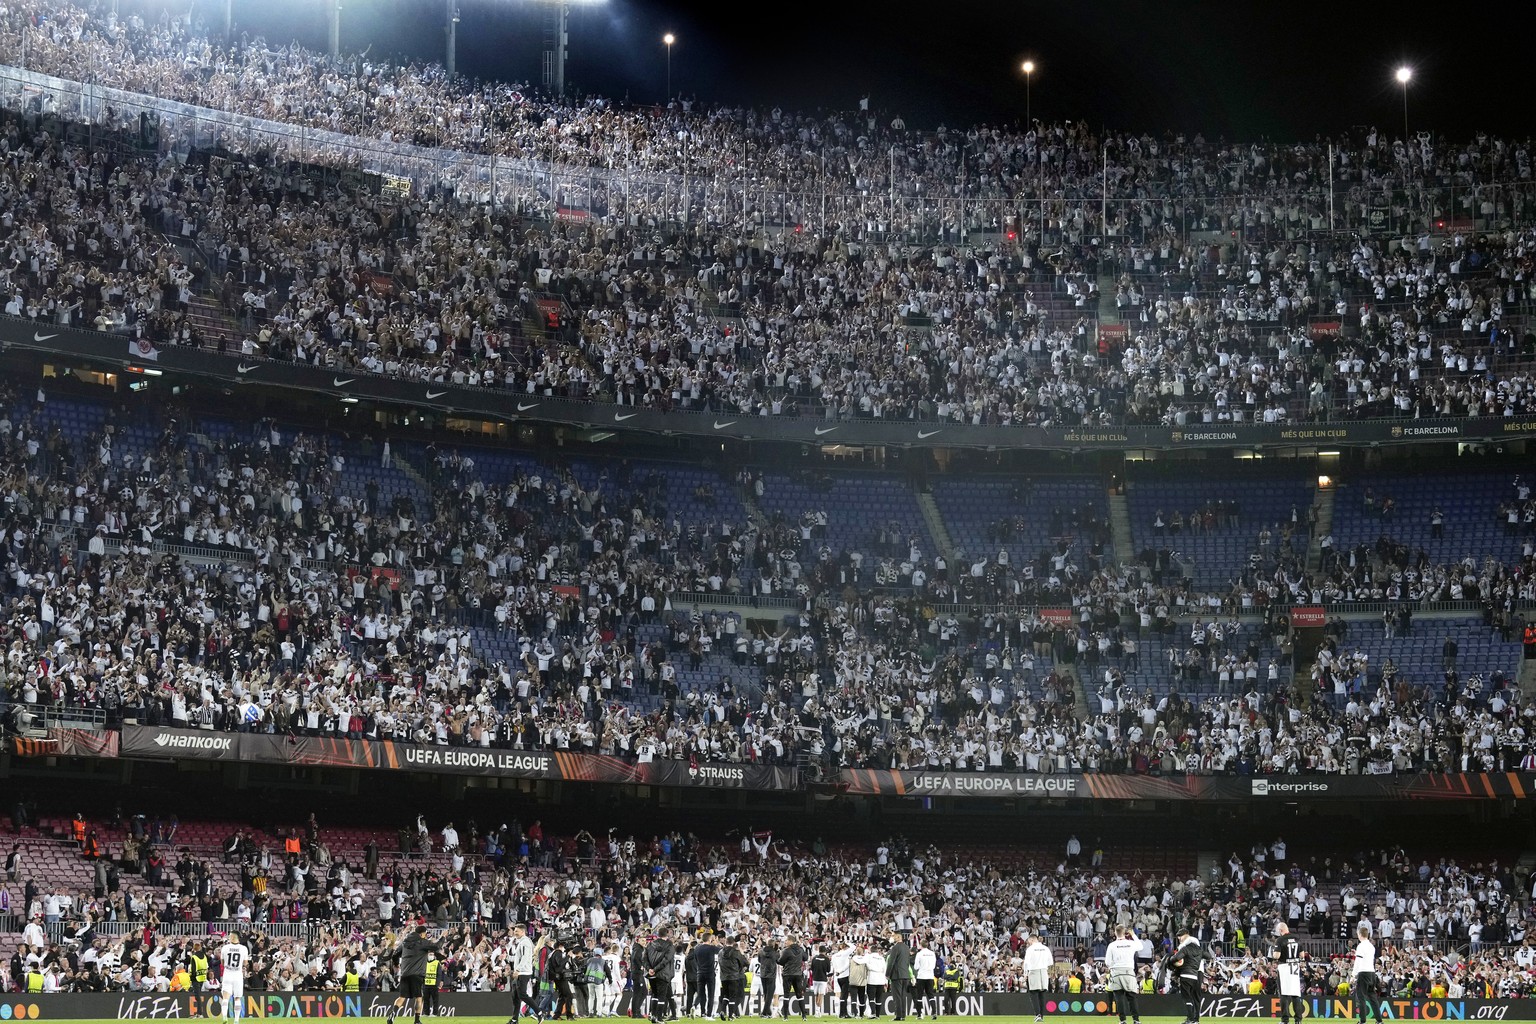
{"left": 1105, "top": 938, "right": 1138, "bottom": 977}
{"left": 1351, "top": 938, "right": 1376, "bottom": 977}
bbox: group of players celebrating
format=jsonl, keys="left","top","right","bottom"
{"left": 189, "top": 917, "right": 1396, "bottom": 1024}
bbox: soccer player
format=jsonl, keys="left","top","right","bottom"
{"left": 1168, "top": 928, "right": 1204, "bottom": 1024}
{"left": 1271, "top": 923, "right": 1305, "bottom": 1024}
{"left": 1105, "top": 926, "right": 1141, "bottom": 1024}
{"left": 217, "top": 932, "right": 250, "bottom": 1023}
{"left": 1022, "top": 934, "right": 1054, "bottom": 1023}
{"left": 1349, "top": 923, "right": 1383, "bottom": 1024}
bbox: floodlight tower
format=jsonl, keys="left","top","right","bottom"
{"left": 531, "top": 0, "right": 606, "bottom": 98}
{"left": 327, "top": 0, "right": 341, "bottom": 59}
{"left": 446, "top": 0, "right": 461, "bottom": 78}
{"left": 1395, "top": 65, "right": 1412, "bottom": 140}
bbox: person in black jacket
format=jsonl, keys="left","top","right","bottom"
{"left": 389, "top": 925, "right": 441, "bottom": 1024}
{"left": 756, "top": 935, "right": 779, "bottom": 1017}
{"left": 688, "top": 933, "right": 720, "bottom": 1018}
{"left": 643, "top": 927, "right": 677, "bottom": 1024}
{"left": 719, "top": 936, "right": 750, "bottom": 1020}
{"left": 548, "top": 942, "right": 575, "bottom": 1021}
{"left": 1168, "top": 929, "right": 1205, "bottom": 1024}
{"left": 778, "top": 935, "right": 808, "bottom": 1020}
{"left": 629, "top": 938, "right": 649, "bottom": 1020}
{"left": 885, "top": 932, "right": 913, "bottom": 1022}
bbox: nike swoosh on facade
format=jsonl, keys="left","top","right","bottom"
{"left": 516, "top": 402, "right": 540, "bottom": 412}
{"left": 713, "top": 420, "right": 738, "bottom": 430}
{"left": 332, "top": 377, "right": 356, "bottom": 387}
{"left": 614, "top": 412, "right": 638, "bottom": 422}
{"left": 425, "top": 390, "right": 448, "bottom": 400}
{"left": 813, "top": 427, "right": 838, "bottom": 436}
{"left": 33, "top": 332, "right": 59, "bottom": 342}
{"left": 917, "top": 430, "right": 942, "bottom": 439}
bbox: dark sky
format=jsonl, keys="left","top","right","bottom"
{"left": 199, "top": 0, "right": 1536, "bottom": 142}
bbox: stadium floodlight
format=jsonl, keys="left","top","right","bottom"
{"left": 526, "top": 0, "right": 609, "bottom": 98}
{"left": 1394, "top": 66, "right": 1412, "bottom": 139}
{"left": 664, "top": 33, "right": 675, "bottom": 100}
{"left": 1020, "top": 60, "right": 1036, "bottom": 123}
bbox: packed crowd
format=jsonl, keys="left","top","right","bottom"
{"left": 8, "top": 0, "right": 1536, "bottom": 236}
{"left": 5, "top": 822, "right": 1535, "bottom": 1001}
{"left": 3, "top": 1, "right": 1536, "bottom": 428}
{"left": 0, "top": 373, "right": 1533, "bottom": 774}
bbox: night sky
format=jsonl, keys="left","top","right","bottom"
{"left": 195, "top": 0, "right": 1536, "bottom": 141}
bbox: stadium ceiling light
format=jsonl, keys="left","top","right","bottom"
{"left": 1394, "top": 66, "right": 1412, "bottom": 84}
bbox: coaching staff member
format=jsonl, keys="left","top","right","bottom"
{"left": 1168, "top": 928, "right": 1204, "bottom": 1024}
{"left": 885, "top": 930, "right": 913, "bottom": 1021}
{"left": 643, "top": 926, "right": 677, "bottom": 1024}
{"left": 720, "top": 935, "right": 749, "bottom": 1019}
{"left": 392, "top": 924, "right": 441, "bottom": 1024}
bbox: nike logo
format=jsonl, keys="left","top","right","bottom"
{"left": 33, "top": 332, "right": 58, "bottom": 342}
{"left": 713, "top": 420, "right": 738, "bottom": 430}
{"left": 516, "top": 402, "right": 540, "bottom": 412}
{"left": 916, "top": 429, "right": 942, "bottom": 439}
{"left": 425, "top": 390, "right": 448, "bottom": 400}
{"left": 236, "top": 363, "right": 257, "bottom": 375}
{"left": 813, "top": 426, "right": 838, "bottom": 436}
{"left": 614, "top": 412, "right": 638, "bottom": 422}
{"left": 332, "top": 377, "right": 356, "bottom": 388}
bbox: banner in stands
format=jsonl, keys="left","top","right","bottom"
{"left": 836, "top": 769, "right": 1536, "bottom": 801}
{"left": 17, "top": 992, "right": 1536, "bottom": 1020}
{"left": 105, "top": 727, "right": 799, "bottom": 790}
{"left": 1289, "top": 605, "right": 1327, "bottom": 627}
{"left": 6, "top": 318, "right": 1536, "bottom": 451}
{"left": 7, "top": 728, "right": 119, "bottom": 758}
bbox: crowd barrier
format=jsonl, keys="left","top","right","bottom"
{"left": 9, "top": 992, "right": 1535, "bottom": 1020}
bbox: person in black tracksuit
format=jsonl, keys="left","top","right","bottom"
{"left": 689, "top": 934, "right": 720, "bottom": 1018}
{"left": 757, "top": 938, "right": 779, "bottom": 1017}
{"left": 719, "top": 937, "right": 749, "bottom": 1020}
{"left": 629, "top": 939, "right": 649, "bottom": 1019}
{"left": 643, "top": 928, "right": 677, "bottom": 1023}
{"left": 778, "top": 937, "right": 808, "bottom": 1020}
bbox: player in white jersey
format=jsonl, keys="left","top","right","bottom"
{"left": 601, "top": 942, "right": 625, "bottom": 1017}
{"left": 1104, "top": 926, "right": 1142, "bottom": 1024}
{"left": 1270, "top": 923, "right": 1305, "bottom": 1024}
{"left": 218, "top": 934, "right": 251, "bottom": 1022}
{"left": 1350, "top": 923, "right": 1382, "bottom": 1024}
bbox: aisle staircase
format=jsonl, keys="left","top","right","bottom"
{"left": 1108, "top": 485, "right": 1134, "bottom": 566}
{"left": 1305, "top": 481, "right": 1337, "bottom": 573}
{"left": 1097, "top": 273, "right": 1121, "bottom": 321}
{"left": 1519, "top": 656, "right": 1536, "bottom": 704}
{"left": 915, "top": 489, "right": 957, "bottom": 567}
